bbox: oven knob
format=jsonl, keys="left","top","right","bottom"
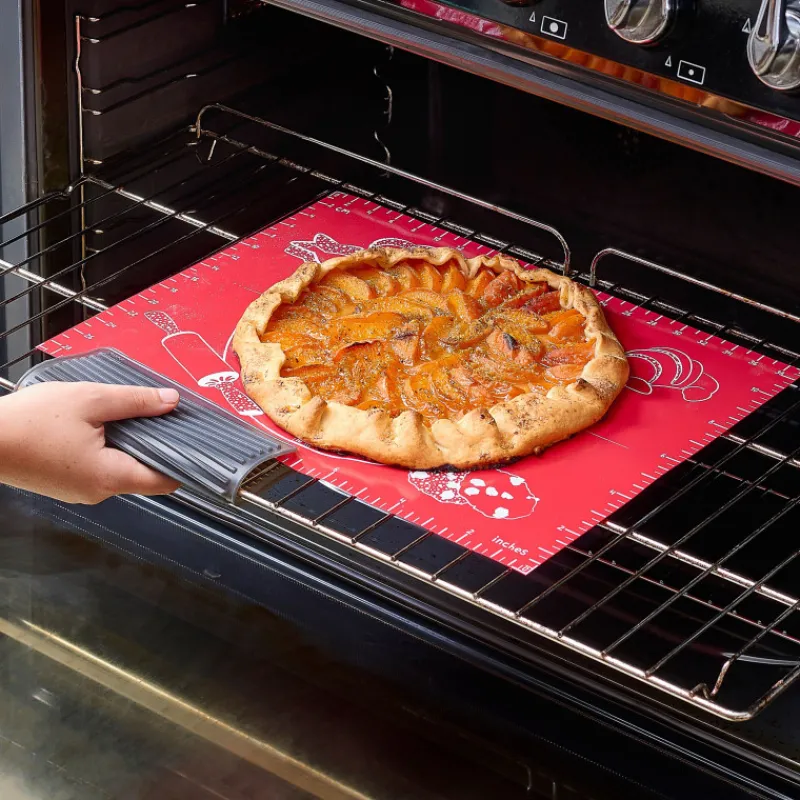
{"left": 604, "top": 0, "right": 676, "bottom": 45}
{"left": 747, "top": 0, "right": 800, "bottom": 91}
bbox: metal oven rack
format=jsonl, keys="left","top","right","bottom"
{"left": 2, "top": 104, "right": 800, "bottom": 723}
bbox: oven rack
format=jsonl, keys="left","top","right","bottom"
{"left": 2, "top": 105, "right": 800, "bottom": 721}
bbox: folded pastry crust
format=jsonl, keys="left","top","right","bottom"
{"left": 234, "top": 247, "right": 629, "bottom": 469}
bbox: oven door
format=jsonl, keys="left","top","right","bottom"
{"left": 0, "top": 481, "right": 786, "bottom": 800}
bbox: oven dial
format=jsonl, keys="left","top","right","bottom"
{"left": 604, "top": 0, "right": 676, "bottom": 45}
{"left": 747, "top": 0, "right": 800, "bottom": 91}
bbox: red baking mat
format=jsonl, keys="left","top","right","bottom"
{"left": 40, "top": 192, "right": 799, "bottom": 574}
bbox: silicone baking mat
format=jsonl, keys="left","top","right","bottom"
{"left": 39, "top": 192, "right": 800, "bottom": 574}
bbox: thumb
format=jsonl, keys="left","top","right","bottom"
{"left": 85, "top": 383, "right": 180, "bottom": 423}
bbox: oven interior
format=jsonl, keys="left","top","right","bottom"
{"left": 3, "top": 0, "right": 800, "bottom": 793}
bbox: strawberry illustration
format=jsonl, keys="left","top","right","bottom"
{"left": 408, "top": 469, "right": 538, "bottom": 520}
{"left": 457, "top": 471, "right": 539, "bottom": 520}
{"left": 408, "top": 471, "right": 467, "bottom": 505}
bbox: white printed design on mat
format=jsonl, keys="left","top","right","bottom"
{"left": 409, "top": 470, "right": 539, "bottom": 520}
{"left": 285, "top": 233, "right": 437, "bottom": 262}
{"left": 626, "top": 347, "right": 719, "bottom": 402}
{"left": 144, "top": 311, "right": 264, "bottom": 417}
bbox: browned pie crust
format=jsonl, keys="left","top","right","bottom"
{"left": 233, "top": 247, "right": 629, "bottom": 469}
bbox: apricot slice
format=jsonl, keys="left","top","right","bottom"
{"left": 270, "top": 304, "right": 319, "bottom": 323}
{"left": 403, "top": 289, "right": 450, "bottom": 312}
{"left": 430, "top": 368, "right": 468, "bottom": 404}
{"left": 409, "top": 352, "right": 461, "bottom": 376}
{"left": 335, "top": 342, "right": 385, "bottom": 389}
{"left": 335, "top": 357, "right": 391, "bottom": 410}
{"left": 450, "top": 364, "right": 501, "bottom": 407}
{"left": 466, "top": 269, "right": 494, "bottom": 298}
{"left": 383, "top": 362, "right": 405, "bottom": 409}
{"left": 283, "top": 344, "right": 328, "bottom": 369}
{"left": 450, "top": 365, "right": 476, "bottom": 393}
{"left": 490, "top": 308, "right": 550, "bottom": 333}
{"left": 544, "top": 340, "right": 595, "bottom": 365}
{"left": 470, "top": 343, "right": 533, "bottom": 382}
{"left": 352, "top": 267, "right": 401, "bottom": 296}
{"left": 483, "top": 271, "right": 523, "bottom": 307}
{"left": 358, "top": 370, "right": 401, "bottom": 408}
{"left": 267, "top": 317, "right": 327, "bottom": 340}
{"left": 320, "top": 270, "right": 376, "bottom": 301}
{"left": 390, "top": 264, "right": 421, "bottom": 290}
{"left": 525, "top": 290, "right": 562, "bottom": 315}
{"left": 368, "top": 296, "right": 436, "bottom": 319}
{"left": 366, "top": 373, "right": 393, "bottom": 404}
{"left": 300, "top": 290, "right": 339, "bottom": 317}
{"left": 484, "top": 328, "right": 516, "bottom": 362}
{"left": 490, "top": 321, "right": 545, "bottom": 359}
{"left": 441, "top": 262, "right": 467, "bottom": 292}
{"left": 315, "top": 286, "right": 359, "bottom": 316}
{"left": 334, "top": 312, "right": 405, "bottom": 347}
{"left": 445, "top": 319, "right": 493, "bottom": 349}
{"left": 261, "top": 331, "right": 318, "bottom": 348}
{"left": 406, "top": 373, "right": 449, "bottom": 418}
{"left": 546, "top": 363, "right": 585, "bottom": 381}
{"left": 547, "top": 309, "right": 585, "bottom": 341}
{"left": 421, "top": 316, "right": 455, "bottom": 359}
{"left": 446, "top": 290, "right": 483, "bottom": 321}
{"left": 525, "top": 380, "right": 549, "bottom": 396}
{"left": 390, "top": 322, "right": 422, "bottom": 364}
{"left": 466, "top": 382, "right": 499, "bottom": 409}
{"left": 485, "top": 329, "right": 545, "bottom": 369}
{"left": 417, "top": 262, "right": 443, "bottom": 292}
{"left": 498, "top": 284, "right": 548, "bottom": 309}
{"left": 487, "top": 380, "right": 517, "bottom": 400}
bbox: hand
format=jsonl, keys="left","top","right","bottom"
{"left": 0, "top": 382, "right": 182, "bottom": 504}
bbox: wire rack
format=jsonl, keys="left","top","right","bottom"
{"left": 2, "top": 104, "right": 800, "bottom": 723}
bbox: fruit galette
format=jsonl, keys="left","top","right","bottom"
{"left": 234, "top": 247, "right": 628, "bottom": 468}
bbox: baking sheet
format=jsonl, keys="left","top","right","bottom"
{"left": 40, "top": 191, "right": 800, "bottom": 574}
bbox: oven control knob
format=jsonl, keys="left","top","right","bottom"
{"left": 604, "top": 0, "right": 676, "bottom": 45}
{"left": 747, "top": 0, "right": 800, "bottom": 91}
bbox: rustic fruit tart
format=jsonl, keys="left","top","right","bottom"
{"left": 234, "top": 247, "right": 628, "bottom": 469}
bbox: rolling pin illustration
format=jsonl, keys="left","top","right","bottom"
{"left": 145, "top": 310, "right": 262, "bottom": 416}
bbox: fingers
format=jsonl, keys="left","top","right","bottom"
{"left": 97, "top": 448, "right": 181, "bottom": 499}
{"left": 83, "top": 383, "right": 180, "bottom": 423}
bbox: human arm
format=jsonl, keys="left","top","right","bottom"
{"left": 0, "top": 382, "right": 181, "bottom": 504}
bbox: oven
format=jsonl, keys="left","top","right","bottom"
{"left": 2, "top": 1, "right": 800, "bottom": 797}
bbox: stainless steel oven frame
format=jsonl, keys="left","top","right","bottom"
{"left": 4, "top": 1, "right": 800, "bottom": 796}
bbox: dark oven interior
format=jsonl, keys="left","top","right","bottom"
{"left": 3, "top": 0, "right": 800, "bottom": 791}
